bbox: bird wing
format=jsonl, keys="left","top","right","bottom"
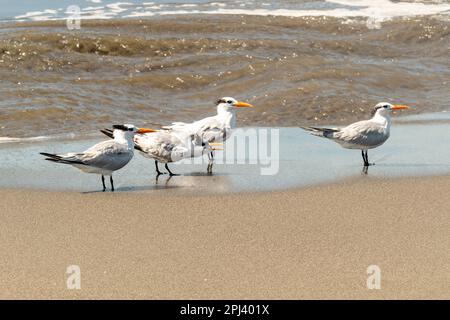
{"left": 135, "top": 132, "right": 179, "bottom": 162}
{"left": 77, "top": 140, "right": 133, "bottom": 171}
{"left": 300, "top": 126, "right": 339, "bottom": 138}
{"left": 178, "top": 117, "right": 227, "bottom": 143}
{"left": 333, "top": 120, "right": 388, "bottom": 147}
{"left": 163, "top": 115, "right": 228, "bottom": 143}
{"left": 198, "top": 121, "right": 228, "bottom": 143}
{"left": 162, "top": 121, "right": 195, "bottom": 133}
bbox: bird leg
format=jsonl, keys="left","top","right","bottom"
{"left": 165, "top": 163, "right": 179, "bottom": 176}
{"left": 155, "top": 161, "right": 165, "bottom": 176}
{"left": 207, "top": 151, "right": 214, "bottom": 174}
{"left": 361, "top": 150, "right": 366, "bottom": 165}
{"left": 367, "top": 151, "right": 371, "bottom": 166}
{"left": 110, "top": 175, "right": 114, "bottom": 192}
{"left": 361, "top": 150, "right": 370, "bottom": 167}
{"left": 101, "top": 175, "right": 106, "bottom": 192}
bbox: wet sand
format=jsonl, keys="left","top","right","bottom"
{"left": 2, "top": 118, "right": 450, "bottom": 192}
{"left": 0, "top": 175, "right": 449, "bottom": 299}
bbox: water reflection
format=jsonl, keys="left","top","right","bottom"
{"left": 0, "top": 120, "right": 450, "bottom": 193}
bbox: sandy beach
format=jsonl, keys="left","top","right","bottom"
{"left": 1, "top": 0, "right": 449, "bottom": 302}
{"left": 1, "top": 175, "right": 449, "bottom": 299}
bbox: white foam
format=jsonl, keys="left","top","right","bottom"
{"left": 12, "top": 0, "right": 450, "bottom": 22}
{"left": 122, "top": 0, "right": 450, "bottom": 20}
{"left": 326, "top": 0, "right": 450, "bottom": 18}
{"left": 210, "top": 2, "right": 227, "bottom": 7}
{"left": 83, "top": 6, "right": 104, "bottom": 11}
{"left": 0, "top": 136, "right": 51, "bottom": 144}
{"left": 14, "top": 9, "right": 59, "bottom": 20}
{"left": 106, "top": 2, "right": 134, "bottom": 13}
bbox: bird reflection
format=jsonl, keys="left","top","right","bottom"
{"left": 362, "top": 165, "right": 369, "bottom": 175}
{"left": 155, "top": 174, "right": 173, "bottom": 186}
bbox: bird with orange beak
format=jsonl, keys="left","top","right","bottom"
{"left": 40, "top": 124, "right": 156, "bottom": 192}
{"left": 301, "top": 102, "right": 410, "bottom": 167}
{"left": 162, "top": 97, "right": 254, "bottom": 173}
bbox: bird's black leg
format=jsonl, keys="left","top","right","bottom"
{"left": 361, "top": 150, "right": 367, "bottom": 166}
{"left": 362, "top": 150, "right": 371, "bottom": 167}
{"left": 155, "top": 161, "right": 164, "bottom": 176}
{"left": 165, "top": 163, "right": 179, "bottom": 176}
{"left": 207, "top": 151, "right": 214, "bottom": 174}
{"left": 101, "top": 175, "right": 106, "bottom": 192}
{"left": 110, "top": 175, "right": 114, "bottom": 192}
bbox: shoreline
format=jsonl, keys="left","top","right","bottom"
{"left": 1, "top": 110, "right": 450, "bottom": 142}
{"left": 1, "top": 120, "right": 450, "bottom": 193}
{"left": 1, "top": 175, "right": 449, "bottom": 299}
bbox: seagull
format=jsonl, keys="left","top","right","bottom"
{"left": 100, "top": 128, "right": 217, "bottom": 176}
{"left": 300, "top": 102, "right": 410, "bottom": 167}
{"left": 162, "top": 97, "right": 254, "bottom": 172}
{"left": 40, "top": 124, "right": 155, "bottom": 191}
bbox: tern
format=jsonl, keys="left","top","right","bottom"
{"left": 162, "top": 97, "right": 254, "bottom": 172}
{"left": 301, "top": 102, "right": 410, "bottom": 167}
{"left": 40, "top": 124, "right": 155, "bottom": 191}
{"left": 101, "top": 128, "right": 218, "bottom": 176}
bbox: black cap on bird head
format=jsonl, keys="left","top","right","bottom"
{"left": 112, "top": 124, "right": 134, "bottom": 131}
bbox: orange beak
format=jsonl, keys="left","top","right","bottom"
{"left": 234, "top": 101, "right": 254, "bottom": 108}
{"left": 137, "top": 128, "right": 158, "bottom": 134}
{"left": 391, "top": 105, "right": 410, "bottom": 110}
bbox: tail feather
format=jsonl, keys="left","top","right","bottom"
{"left": 300, "top": 126, "right": 339, "bottom": 138}
{"left": 100, "top": 129, "right": 114, "bottom": 139}
{"left": 39, "top": 152, "right": 62, "bottom": 159}
{"left": 39, "top": 152, "right": 85, "bottom": 165}
{"left": 133, "top": 142, "right": 144, "bottom": 152}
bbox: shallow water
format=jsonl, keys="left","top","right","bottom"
{"left": 1, "top": 112, "right": 449, "bottom": 193}
{"left": 0, "top": 1, "right": 449, "bottom": 138}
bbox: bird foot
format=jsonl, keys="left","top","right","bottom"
{"left": 169, "top": 173, "right": 180, "bottom": 177}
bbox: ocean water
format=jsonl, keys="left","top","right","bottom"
{"left": 0, "top": 0, "right": 449, "bottom": 139}
{"left": 1, "top": 0, "right": 450, "bottom": 22}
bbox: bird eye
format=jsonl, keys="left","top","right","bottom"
{"left": 227, "top": 100, "right": 233, "bottom": 104}
{"left": 383, "top": 105, "right": 388, "bottom": 109}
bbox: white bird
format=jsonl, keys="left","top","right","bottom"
{"left": 301, "top": 102, "right": 410, "bottom": 167}
{"left": 101, "top": 128, "right": 216, "bottom": 176}
{"left": 40, "top": 124, "right": 155, "bottom": 191}
{"left": 162, "top": 97, "right": 254, "bottom": 172}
